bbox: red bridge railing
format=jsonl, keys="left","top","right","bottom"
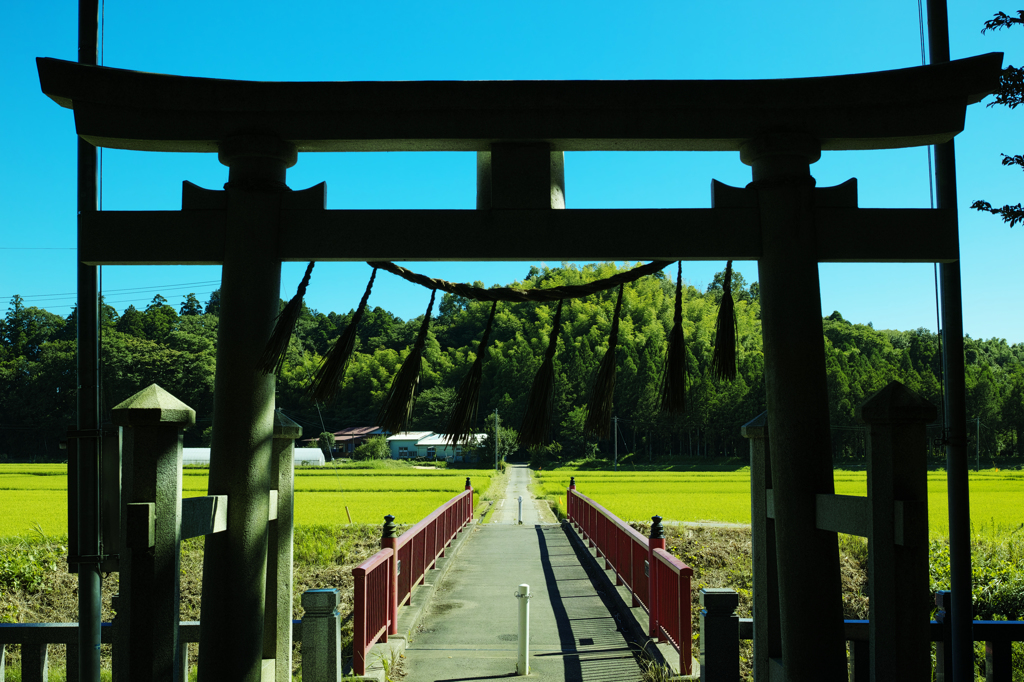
{"left": 352, "top": 478, "right": 475, "bottom": 675}
{"left": 566, "top": 479, "right": 694, "bottom": 676}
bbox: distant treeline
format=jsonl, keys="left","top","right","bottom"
{"left": 2, "top": 263, "right": 1022, "bottom": 463}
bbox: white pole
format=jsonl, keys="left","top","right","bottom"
{"left": 518, "top": 495, "right": 523, "bottom": 525}
{"left": 516, "top": 584, "right": 531, "bottom": 675}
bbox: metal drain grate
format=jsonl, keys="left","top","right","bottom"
{"left": 498, "top": 634, "right": 518, "bottom": 641}
{"left": 578, "top": 638, "right": 595, "bottom": 646}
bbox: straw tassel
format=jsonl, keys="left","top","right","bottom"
{"left": 377, "top": 289, "right": 437, "bottom": 434}
{"left": 311, "top": 267, "right": 377, "bottom": 403}
{"left": 444, "top": 301, "right": 498, "bottom": 448}
{"left": 258, "top": 261, "right": 315, "bottom": 375}
{"left": 518, "top": 299, "right": 564, "bottom": 448}
{"left": 658, "top": 262, "right": 686, "bottom": 414}
{"left": 585, "top": 284, "right": 624, "bottom": 438}
{"left": 711, "top": 261, "right": 738, "bottom": 381}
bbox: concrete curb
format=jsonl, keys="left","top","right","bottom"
{"left": 345, "top": 519, "right": 479, "bottom": 681}
{"left": 562, "top": 521, "right": 700, "bottom": 681}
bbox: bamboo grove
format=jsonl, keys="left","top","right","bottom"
{"left": 2, "top": 262, "right": 1023, "bottom": 464}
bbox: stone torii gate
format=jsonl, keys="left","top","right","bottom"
{"left": 38, "top": 53, "right": 1000, "bottom": 681}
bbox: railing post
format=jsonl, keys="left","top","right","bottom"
{"left": 382, "top": 515, "right": 399, "bottom": 636}
{"left": 568, "top": 477, "right": 576, "bottom": 525}
{"left": 699, "top": 588, "right": 739, "bottom": 682}
{"left": 742, "top": 411, "right": 781, "bottom": 679}
{"left": 985, "top": 638, "right": 1011, "bottom": 682}
{"left": 301, "top": 589, "right": 342, "bottom": 682}
{"left": 265, "top": 410, "right": 300, "bottom": 681}
{"left": 934, "top": 591, "right": 953, "bottom": 681}
{"left": 112, "top": 384, "right": 195, "bottom": 682}
{"left": 22, "top": 643, "right": 48, "bottom": 682}
{"left": 858, "top": 381, "right": 935, "bottom": 680}
{"left": 848, "top": 638, "right": 869, "bottom": 682}
{"left": 648, "top": 515, "right": 665, "bottom": 639}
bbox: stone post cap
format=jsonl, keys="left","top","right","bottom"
{"left": 856, "top": 381, "right": 937, "bottom": 425}
{"left": 301, "top": 588, "right": 340, "bottom": 614}
{"left": 700, "top": 588, "right": 740, "bottom": 612}
{"left": 740, "top": 411, "right": 768, "bottom": 439}
{"left": 111, "top": 384, "right": 196, "bottom": 426}
{"left": 273, "top": 409, "right": 303, "bottom": 439}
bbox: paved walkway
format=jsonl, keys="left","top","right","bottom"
{"left": 400, "top": 464, "right": 646, "bottom": 681}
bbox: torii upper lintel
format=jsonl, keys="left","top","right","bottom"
{"left": 37, "top": 52, "right": 1000, "bottom": 154}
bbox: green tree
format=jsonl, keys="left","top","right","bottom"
{"left": 317, "top": 431, "right": 335, "bottom": 460}
{"left": 205, "top": 289, "right": 222, "bottom": 316}
{"left": 142, "top": 295, "right": 179, "bottom": 342}
{"left": 180, "top": 293, "right": 203, "bottom": 316}
{"left": 972, "top": 11, "right": 1024, "bottom": 226}
{"left": 1, "top": 296, "right": 67, "bottom": 361}
{"left": 353, "top": 435, "right": 390, "bottom": 460}
{"left": 116, "top": 305, "right": 146, "bottom": 338}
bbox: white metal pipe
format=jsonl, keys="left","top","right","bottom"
{"left": 518, "top": 496, "right": 523, "bottom": 525}
{"left": 516, "top": 584, "right": 530, "bottom": 674}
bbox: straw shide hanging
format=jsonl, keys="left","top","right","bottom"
{"left": 585, "top": 283, "right": 624, "bottom": 438}
{"left": 258, "top": 261, "right": 315, "bottom": 375}
{"left": 518, "top": 299, "right": 564, "bottom": 448}
{"left": 377, "top": 289, "right": 437, "bottom": 434}
{"left": 658, "top": 262, "right": 686, "bottom": 414}
{"left": 445, "top": 301, "right": 498, "bottom": 448}
{"left": 310, "top": 267, "right": 377, "bottom": 403}
{"left": 711, "top": 260, "right": 738, "bottom": 381}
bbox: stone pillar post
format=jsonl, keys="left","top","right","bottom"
{"left": 743, "top": 133, "right": 847, "bottom": 680}
{"left": 112, "top": 384, "right": 195, "bottom": 682}
{"left": 476, "top": 142, "right": 565, "bottom": 210}
{"left": 300, "top": 589, "right": 342, "bottom": 682}
{"left": 934, "top": 591, "right": 953, "bottom": 681}
{"left": 198, "top": 134, "right": 296, "bottom": 681}
{"left": 381, "top": 515, "right": 399, "bottom": 636}
{"left": 858, "top": 381, "right": 935, "bottom": 681}
{"left": 264, "top": 410, "right": 301, "bottom": 681}
{"left": 699, "top": 588, "right": 740, "bottom": 682}
{"left": 648, "top": 515, "right": 665, "bottom": 639}
{"left": 741, "top": 411, "right": 781, "bottom": 680}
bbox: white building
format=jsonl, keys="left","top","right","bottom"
{"left": 181, "top": 447, "right": 326, "bottom": 467}
{"left": 385, "top": 432, "right": 484, "bottom": 462}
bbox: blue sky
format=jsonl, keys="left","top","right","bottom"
{"left": 3, "top": 1, "right": 1023, "bottom": 342}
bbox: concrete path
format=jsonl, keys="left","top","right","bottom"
{"left": 400, "top": 464, "right": 646, "bottom": 681}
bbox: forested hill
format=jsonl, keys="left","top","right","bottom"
{"left": 2, "top": 263, "right": 1023, "bottom": 463}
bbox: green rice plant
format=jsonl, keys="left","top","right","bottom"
{"left": 0, "top": 491, "right": 67, "bottom": 536}
{"left": 538, "top": 468, "right": 1024, "bottom": 537}
{"left": 294, "top": 491, "right": 477, "bottom": 526}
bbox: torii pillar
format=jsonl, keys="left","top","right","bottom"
{"left": 196, "top": 136, "right": 295, "bottom": 680}
{"left": 741, "top": 134, "right": 847, "bottom": 678}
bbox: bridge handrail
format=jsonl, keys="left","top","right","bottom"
{"left": 352, "top": 547, "right": 395, "bottom": 675}
{"left": 567, "top": 485, "right": 694, "bottom": 676}
{"left": 352, "top": 485, "right": 474, "bottom": 675}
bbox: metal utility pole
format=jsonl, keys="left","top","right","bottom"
{"left": 494, "top": 409, "right": 500, "bottom": 471}
{"left": 926, "top": 0, "right": 973, "bottom": 676}
{"left": 76, "top": 1, "right": 103, "bottom": 680}
{"left": 976, "top": 417, "right": 981, "bottom": 472}
{"left": 613, "top": 416, "right": 619, "bottom": 469}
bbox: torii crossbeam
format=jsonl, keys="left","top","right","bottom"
{"left": 39, "top": 52, "right": 1000, "bottom": 682}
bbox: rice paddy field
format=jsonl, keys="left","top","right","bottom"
{"left": 534, "top": 467, "right": 1024, "bottom": 537}
{"left": 2, "top": 462, "right": 1021, "bottom": 539}
{"left": 0, "top": 464, "right": 494, "bottom": 537}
